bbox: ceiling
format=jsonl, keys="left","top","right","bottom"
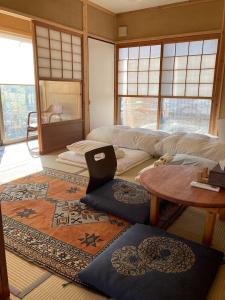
{"left": 90, "top": 0, "right": 189, "bottom": 13}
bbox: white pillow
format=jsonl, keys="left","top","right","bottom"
{"left": 86, "top": 126, "right": 129, "bottom": 144}
{"left": 67, "top": 140, "right": 125, "bottom": 159}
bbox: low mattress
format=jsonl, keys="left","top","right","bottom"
{"left": 57, "top": 148, "right": 150, "bottom": 175}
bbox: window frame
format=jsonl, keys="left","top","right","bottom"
{"left": 115, "top": 33, "right": 220, "bottom": 133}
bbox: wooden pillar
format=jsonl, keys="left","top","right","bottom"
{"left": 0, "top": 205, "right": 10, "bottom": 300}
{"left": 82, "top": 0, "right": 90, "bottom": 136}
{"left": 210, "top": 1, "right": 225, "bottom": 133}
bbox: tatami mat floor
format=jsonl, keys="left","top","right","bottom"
{"left": 1, "top": 141, "right": 224, "bottom": 299}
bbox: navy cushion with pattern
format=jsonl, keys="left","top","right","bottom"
{"left": 79, "top": 224, "right": 223, "bottom": 300}
{"left": 80, "top": 179, "right": 168, "bottom": 224}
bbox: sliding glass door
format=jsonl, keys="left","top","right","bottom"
{"left": 0, "top": 33, "right": 36, "bottom": 144}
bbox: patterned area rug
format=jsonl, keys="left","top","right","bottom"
{"left": 0, "top": 168, "right": 185, "bottom": 283}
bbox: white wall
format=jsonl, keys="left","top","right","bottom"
{"left": 88, "top": 38, "right": 115, "bottom": 130}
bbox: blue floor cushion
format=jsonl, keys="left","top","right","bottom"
{"left": 79, "top": 224, "right": 223, "bottom": 300}
{"left": 80, "top": 179, "right": 168, "bottom": 224}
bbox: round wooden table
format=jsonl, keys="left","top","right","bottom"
{"left": 140, "top": 165, "right": 225, "bottom": 246}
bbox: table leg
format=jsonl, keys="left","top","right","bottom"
{"left": 202, "top": 210, "right": 217, "bottom": 246}
{"left": 150, "top": 194, "right": 159, "bottom": 225}
{"left": 219, "top": 209, "right": 225, "bottom": 221}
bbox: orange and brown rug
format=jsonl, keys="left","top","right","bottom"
{"left": 0, "top": 168, "right": 184, "bottom": 284}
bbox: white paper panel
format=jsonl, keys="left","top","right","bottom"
{"left": 73, "top": 63, "right": 81, "bottom": 71}
{"left": 161, "top": 84, "right": 172, "bottom": 96}
{"left": 61, "top": 33, "right": 71, "bottom": 43}
{"left": 51, "top": 49, "right": 61, "bottom": 60}
{"left": 189, "top": 41, "right": 203, "bottom": 55}
{"left": 74, "top": 71, "right": 82, "bottom": 80}
{"left": 37, "top": 37, "right": 49, "bottom": 48}
{"left": 203, "top": 39, "right": 218, "bottom": 54}
{"left": 139, "top": 46, "right": 150, "bottom": 58}
{"left": 62, "top": 51, "right": 72, "bottom": 61}
{"left": 148, "top": 84, "right": 159, "bottom": 96}
{"left": 118, "top": 72, "right": 127, "bottom": 83}
{"left": 128, "top": 60, "right": 138, "bottom": 71}
{"left": 138, "top": 72, "right": 148, "bottom": 83}
{"left": 187, "top": 56, "right": 201, "bottom": 69}
{"left": 62, "top": 42, "right": 72, "bottom": 52}
{"left": 128, "top": 84, "right": 137, "bottom": 94}
{"left": 39, "top": 68, "right": 50, "bottom": 77}
{"left": 162, "top": 71, "right": 173, "bottom": 83}
{"left": 128, "top": 72, "right": 138, "bottom": 83}
{"left": 63, "top": 61, "right": 72, "bottom": 70}
{"left": 50, "top": 40, "right": 61, "bottom": 50}
{"left": 149, "top": 71, "right": 160, "bottom": 83}
{"left": 186, "top": 70, "right": 200, "bottom": 83}
{"left": 164, "top": 43, "right": 175, "bottom": 57}
{"left": 38, "top": 47, "right": 50, "bottom": 59}
{"left": 150, "top": 45, "right": 161, "bottom": 58}
{"left": 173, "top": 84, "right": 185, "bottom": 96}
{"left": 72, "top": 36, "right": 81, "bottom": 45}
{"left": 199, "top": 84, "right": 213, "bottom": 97}
{"left": 119, "top": 48, "right": 128, "bottom": 60}
{"left": 129, "top": 47, "right": 139, "bottom": 59}
{"left": 174, "top": 56, "right": 187, "bottom": 69}
{"left": 73, "top": 54, "right": 81, "bottom": 63}
{"left": 138, "top": 84, "right": 148, "bottom": 95}
{"left": 38, "top": 58, "right": 50, "bottom": 68}
{"left": 174, "top": 70, "right": 186, "bottom": 83}
{"left": 118, "top": 60, "right": 128, "bottom": 72}
{"left": 49, "top": 29, "right": 60, "bottom": 41}
{"left": 150, "top": 58, "right": 160, "bottom": 70}
{"left": 201, "top": 55, "right": 216, "bottom": 69}
{"left": 36, "top": 26, "right": 48, "bottom": 38}
{"left": 51, "top": 60, "right": 61, "bottom": 69}
{"left": 162, "top": 57, "right": 174, "bottom": 70}
{"left": 200, "top": 69, "right": 214, "bottom": 83}
{"left": 73, "top": 45, "right": 81, "bottom": 54}
{"left": 63, "top": 70, "right": 73, "bottom": 79}
{"left": 118, "top": 84, "right": 127, "bottom": 95}
{"left": 185, "top": 84, "right": 199, "bottom": 96}
{"left": 51, "top": 69, "right": 62, "bottom": 78}
{"left": 176, "top": 42, "right": 189, "bottom": 56}
{"left": 139, "top": 59, "right": 149, "bottom": 71}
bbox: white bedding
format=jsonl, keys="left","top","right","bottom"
{"left": 57, "top": 148, "right": 150, "bottom": 175}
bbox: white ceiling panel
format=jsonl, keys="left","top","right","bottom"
{"left": 90, "top": 0, "right": 189, "bottom": 14}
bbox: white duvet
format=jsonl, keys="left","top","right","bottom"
{"left": 57, "top": 148, "right": 150, "bottom": 175}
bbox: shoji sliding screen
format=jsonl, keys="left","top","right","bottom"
{"left": 117, "top": 36, "right": 219, "bottom": 134}
{"left": 33, "top": 22, "right": 83, "bottom": 153}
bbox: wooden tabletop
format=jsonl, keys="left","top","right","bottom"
{"left": 140, "top": 165, "right": 225, "bottom": 208}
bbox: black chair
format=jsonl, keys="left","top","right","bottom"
{"left": 81, "top": 145, "right": 152, "bottom": 224}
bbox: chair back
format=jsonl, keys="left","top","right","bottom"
{"left": 85, "top": 145, "right": 117, "bottom": 193}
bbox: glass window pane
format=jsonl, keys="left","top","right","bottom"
{"left": 138, "top": 84, "right": 148, "bottom": 95}
{"left": 138, "top": 72, "right": 148, "bottom": 83}
{"left": 186, "top": 70, "right": 200, "bottom": 83}
{"left": 140, "top": 46, "right": 150, "bottom": 58}
{"left": 129, "top": 47, "right": 139, "bottom": 59}
{"left": 162, "top": 57, "right": 174, "bottom": 70}
{"left": 128, "top": 84, "right": 137, "bottom": 94}
{"left": 203, "top": 39, "right": 218, "bottom": 54}
{"left": 174, "top": 70, "right": 186, "bottom": 83}
{"left": 160, "top": 98, "right": 211, "bottom": 133}
{"left": 118, "top": 60, "right": 128, "bottom": 72}
{"left": 120, "top": 97, "right": 158, "bottom": 129}
{"left": 176, "top": 42, "right": 189, "bottom": 56}
{"left": 199, "top": 84, "right": 213, "bottom": 97}
{"left": 148, "top": 84, "right": 159, "bottom": 96}
{"left": 128, "top": 72, "right": 138, "bottom": 83}
{"left": 174, "top": 56, "right": 187, "bottom": 69}
{"left": 149, "top": 71, "right": 160, "bottom": 83}
{"left": 139, "top": 59, "right": 149, "bottom": 71}
{"left": 200, "top": 69, "right": 215, "bottom": 83}
{"left": 128, "top": 60, "right": 138, "bottom": 71}
{"left": 150, "top": 58, "right": 160, "bottom": 70}
{"left": 189, "top": 41, "right": 203, "bottom": 55}
{"left": 162, "top": 71, "right": 173, "bottom": 83}
{"left": 150, "top": 45, "right": 161, "bottom": 57}
{"left": 187, "top": 55, "right": 201, "bottom": 69}
{"left": 164, "top": 43, "right": 175, "bottom": 57}
{"left": 161, "top": 84, "right": 173, "bottom": 96}
{"left": 173, "top": 84, "right": 185, "bottom": 96}
{"left": 118, "top": 84, "right": 127, "bottom": 95}
{"left": 185, "top": 84, "right": 199, "bottom": 96}
{"left": 118, "top": 72, "right": 127, "bottom": 83}
{"left": 119, "top": 48, "right": 128, "bottom": 60}
{"left": 201, "top": 55, "right": 216, "bottom": 69}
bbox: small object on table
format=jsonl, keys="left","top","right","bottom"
{"left": 208, "top": 164, "right": 225, "bottom": 189}
{"left": 197, "top": 167, "right": 209, "bottom": 184}
{"left": 191, "top": 181, "right": 220, "bottom": 192}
